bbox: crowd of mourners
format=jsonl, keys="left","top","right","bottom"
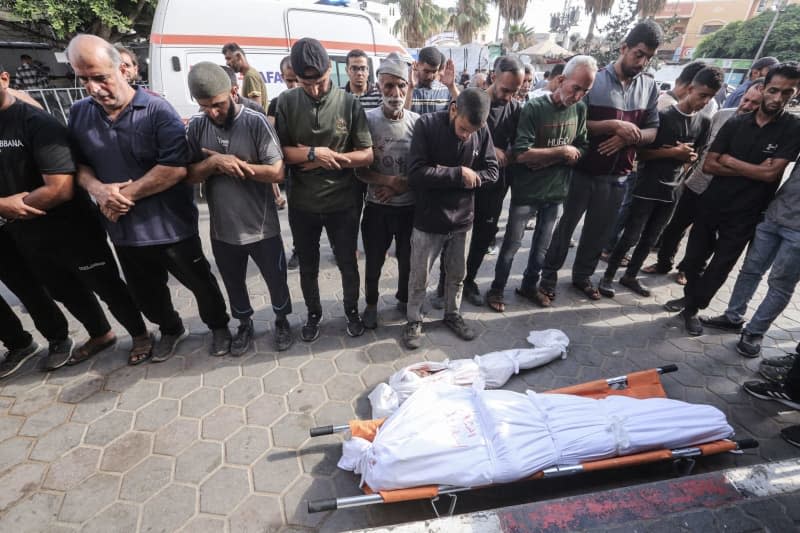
{"left": 1, "top": 21, "right": 800, "bottom": 446}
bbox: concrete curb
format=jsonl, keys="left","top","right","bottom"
{"left": 354, "top": 458, "right": 800, "bottom": 532}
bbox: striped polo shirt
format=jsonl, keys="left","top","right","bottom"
{"left": 410, "top": 80, "right": 452, "bottom": 115}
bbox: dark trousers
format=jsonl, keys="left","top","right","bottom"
{"left": 116, "top": 235, "right": 229, "bottom": 335}
{"left": 289, "top": 206, "right": 361, "bottom": 315}
{"left": 465, "top": 181, "right": 509, "bottom": 284}
{"left": 8, "top": 215, "right": 146, "bottom": 340}
{"left": 787, "top": 356, "right": 800, "bottom": 400}
{"left": 682, "top": 202, "right": 760, "bottom": 314}
{"left": 605, "top": 172, "right": 637, "bottom": 252}
{"left": 541, "top": 171, "right": 628, "bottom": 289}
{"left": 656, "top": 186, "right": 701, "bottom": 271}
{"left": 605, "top": 197, "right": 675, "bottom": 279}
{"left": 211, "top": 236, "right": 292, "bottom": 321}
{"left": 0, "top": 231, "right": 69, "bottom": 350}
{"left": 361, "top": 203, "right": 414, "bottom": 306}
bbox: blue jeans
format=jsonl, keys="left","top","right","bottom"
{"left": 491, "top": 201, "right": 561, "bottom": 292}
{"left": 725, "top": 219, "right": 800, "bottom": 336}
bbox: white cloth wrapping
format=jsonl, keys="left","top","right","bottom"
{"left": 368, "top": 329, "right": 569, "bottom": 418}
{"left": 341, "top": 383, "right": 733, "bottom": 491}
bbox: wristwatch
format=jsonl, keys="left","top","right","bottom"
{"left": 307, "top": 146, "right": 316, "bottom": 162}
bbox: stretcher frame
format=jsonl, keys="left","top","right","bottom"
{"left": 307, "top": 364, "right": 758, "bottom": 514}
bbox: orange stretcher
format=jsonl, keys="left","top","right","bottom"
{"left": 306, "top": 364, "right": 758, "bottom": 514}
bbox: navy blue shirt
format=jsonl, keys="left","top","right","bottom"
{"left": 68, "top": 87, "right": 196, "bottom": 247}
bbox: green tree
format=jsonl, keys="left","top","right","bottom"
{"left": 583, "top": 0, "right": 666, "bottom": 49}
{"left": 496, "top": 0, "right": 529, "bottom": 50}
{"left": 508, "top": 22, "right": 534, "bottom": 48}
{"left": 694, "top": 5, "right": 800, "bottom": 60}
{"left": 392, "top": 0, "right": 449, "bottom": 48}
{"left": 450, "top": 0, "right": 491, "bottom": 44}
{"left": 1, "top": 0, "right": 156, "bottom": 43}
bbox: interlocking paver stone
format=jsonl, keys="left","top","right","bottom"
{"left": 104, "top": 364, "right": 147, "bottom": 393}
{"left": 300, "top": 359, "right": 335, "bottom": 384}
{"left": 18, "top": 403, "right": 71, "bottom": 437}
{"left": 58, "top": 473, "right": 119, "bottom": 523}
{"left": 225, "top": 426, "right": 270, "bottom": 465}
{"left": 153, "top": 417, "right": 199, "bottom": 456}
{"left": 199, "top": 466, "right": 250, "bottom": 515}
{"left": 228, "top": 494, "right": 283, "bottom": 533}
{"left": 119, "top": 455, "right": 173, "bottom": 502}
{"left": 0, "top": 437, "right": 33, "bottom": 474}
{"left": 324, "top": 374, "right": 364, "bottom": 402}
{"left": 80, "top": 501, "right": 140, "bottom": 533}
{"left": 42, "top": 446, "right": 99, "bottom": 491}
{"left": 253, "top": 451, "right": 301, "bottom": 495}
{"left": 241, "top": 354, "right": 277, "bottom": 378}
{"left": 117, "top": 380, "right": 161, "bottom": 411}
{"left": 286, "top": 384, "right": 326, "bottom": 414}
{"left": 100, "top": 431, "right": 152, "bottom": 472}
{"left": 245, "top": 394, "right": 286, "bottom": 427}
{"left": 203, "top": 363, "right": 241, "bottom": 388}
{"left": 334, "top": 349, "right": 371, "bottom": 374}
{"left": 175, "top": 440, "right": 222, "bottom": 483}
{"left": 223, "top": 377, "right": 262, "bottom": 406}
{"left": 141, "top": 484, "right": 197, "bottom": 533}
{"left": 282, "top": 475, "right": 333, "bottom": 528}
{"left": 84, "top": 410, "right": 133, "bottom": 446}
{"left": 161, "top": 373, "right": 202, "bottom": 399}
{"left": 262, "top": 367, "right": 299, "bottom": 395}
{"left": 28, "top": 422, "right": 83, "bottom": 462}
{"left": 179, "top": 516, "right": 226, "bottom": 532}
{"left": 0, "top": 415, "right": 23, "bottom": 442}
{"left": 0, "top": 491, "right": 61, "bottom": 532}
{"left": 70, "top": 390, "right": 119, "bottom": 424}
{"left": 271, "top": 413, "right": 314, "bottom": 449}
{"left": 0, "top": 462, "right": 45, "bottom": 512}
{"left": 201, "top": 405, "right": 244, "bottom": 441}
{"left": 59, "top": 374, "right": 104, "bottom": 404}
{"left": 134, "top": 398, "right": 179, "bottom": 432}
{"left": 180, "top": 387, "right": 221, "bottom": 418}
{"left": 9, "top": 385, "right": 58, "bottom": 417}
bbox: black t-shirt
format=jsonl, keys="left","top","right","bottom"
{"left": 487, "top": 98, "right": 521, "bottom": 187}
{"left": 634, "top": 106, "right": 710, "bottom": 203}
{"left": 0, "top": 100, "right": 89, "bottom": 237}
{"left": 705, "top": 111, "right": 800, "bottom": 214}
{"left": 266, "top": 97, "right": 278, "bottom": 119}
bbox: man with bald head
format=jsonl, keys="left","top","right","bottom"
{"left": 67, "top": 34, "right": 231, "bottom": 362}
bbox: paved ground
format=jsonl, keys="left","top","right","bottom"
{"left": 1, "top": 202, "right": 799, "bottom": 532}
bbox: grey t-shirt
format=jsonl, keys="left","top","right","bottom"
{"left": 766, "top": 161, "right": 800, "bottom": 230}
{"left": 364, "top": 107, "right": 419, "bottom": 207}
{"left": 187, "top": 106, "right": 283, "bottom": 245}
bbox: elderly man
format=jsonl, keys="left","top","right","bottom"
{"left": 67, "top": 34, "right": 231, "bottom": 361}
{"left": 222, "top": 42, "right": 268, "bottom": 108}
{"left": 402, "top": 88, "right": 499, "bottom": 349}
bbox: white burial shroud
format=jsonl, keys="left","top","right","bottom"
{"left": 339, "top": 383, "right": 733, "bottom": 491}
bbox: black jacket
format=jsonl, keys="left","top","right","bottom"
{"left": 408, "top": 111, "right": 499, "bottom": 234}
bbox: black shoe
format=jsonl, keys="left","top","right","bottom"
{"left": 0, "top": 341, "right": 41, "bottom": 378}
{"left": 781, "top": 425, "right": 800, "bottom": 448}
{"left": 743, "top": 380, "right": 800, "bottom": 409}
{"left": 463, "top": 282, "right": 484, "bottom": 306}
{"left": 273, "top": 319, "right": 294, "bottom": 352}
{"left": 345, "top": 309, "right": 365, "bottom": 337}
{"left": 362, "top": 305, "right": 378, "bottom": 329}
{"left": 443, "top": 313, "right": 477, "bottom": 341}
{"left": 680, "top": 310, "right": 703, "bottom": 336}
{"left": 699, "top": 314, "right": 743, "bottom": 332}
{"left": 287, "top": 251, "right": 299, "bottom": 270}
{"left": 737, "top": 331, "right": 763, "bottom": 358}
{"left": 43, "top": 338, "right": 75, "bottom": 371}
{"left": 230, "top": 320, "right": 253, "bottom": 357}
{"left": 619, "top": 275, "right": 651, "bottom": 297}
{"left": 301, "top": 313, "right": 322, "bottom": 342}
{"left": 664, "top": 297, "right": 686, "bottom": 312}
{"left": 210, "top": 327, "right": 232, "bottom": 357}
{"left": 759, "top": 364, "right": 788, "bottom": 384}
{"left": 761, "top": 353, "right": 798, "bottom": 369}
{"left": 152, "top": 327, "right": 188, "bottom": 363}
{"left": 402, "top": 321, "right": 423, "bottom": 350}
{"left": 598, "top": 277, "right": 615, "bottom": 298}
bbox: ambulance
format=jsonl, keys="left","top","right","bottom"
{"left": 149, "top": 0, "right": 410, "bottom": 118}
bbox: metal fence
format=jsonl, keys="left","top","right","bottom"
{"left": 23, "top": 87, "right": 87, "bottom": 126}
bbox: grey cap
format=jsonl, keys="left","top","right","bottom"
{"left": 752, "top": 56, "right": 779, "bottom": 70}
{"left": 376, "top": 59, "right": 408, "bottom": 82}
{"left": 188, "top": 61, "right": 231, "bottom": 99}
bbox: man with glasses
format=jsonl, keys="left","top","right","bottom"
{"left": 275, "top": 38, "right": 373, "bottom": 341}
{"left": 67, "top": 34, "right": 231, "bottom": 362}
{"left": 344, "top": 49, "right": 381, "bottom": 110}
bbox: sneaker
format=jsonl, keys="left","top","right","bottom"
{"left": 737, "top": 332, "right": 763, "bottom": 358}
{"left": 761, "top": 353, "right": 798, "bottom": 369}
{"left": 402, "top": 321, "right": 423, "bottom": 350}
{"left": 301, "top": 313, "right": 322, "bottom": 342}
{"left": 664, "top": 297, "right": 686, "bottom": 312}
{"left": 287, "top": 251, "right": 299, "bottom": 270}
{"left": 525, "top": 219, "right": 535, "bottom": 231}
{"left": 486, "top": 245, "right": 498, "bottom": 256}
{"left": 362, "top": 305, "right": 378, "bottom": 330}
{"left": 273, "top": 319, "right": 294, "bottom": 352}
{"left": 346, "top": 309, "right": 365, "bottom": 337}
{"left": 680, "top": 310, "right": 703, "bottom": 336}
{"left": 230, "top": 320, "right": 254, "bottom": 357}
{"left": 780, "top": 425, "right": 800, "bottom": 448}
{"left": 463, "top": 282, "right": 484, "bottom": 306}
{"left": 43, "top": 338, "right": 75, "bottom": 371}
{"left": 619, "top": 275, "right": 651, "bottom": 297}
{"left": 210, "top": 327, "right": 232, "bottom": 357}
{"left": 699, "top": 314, "right": 744, "bottom": 332}
{"left": 598, "top": 277, "right": 615, "bottom": 298}
{"left": 0, "top": 341, "right": 41, "bottom": 378}
{"left": 443, "top": 313, "right": 477, "bottom": 341}
{"left": 759, "top": 364, "right": 789, "bottom": 384}
{"left": 152, "top": 327, "right": 188, "bottom": 363}
{"left": 743, "top": 380, "right": 800, "bottom": 409}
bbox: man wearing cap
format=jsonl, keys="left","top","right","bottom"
{"left": 67, "top": 34, "right": 231, "bottom": 361}
{"left": 723, "top": 56, "right": 779, "bottom": 109}
{"left": 276, "top": 38, "right": 373, "bottom": 342}
{"left": 402, "top": 88, "right": 499, "bottom": 349}
{"left": 356, "top": 57, "right": 420, "bottom": 329}
{"left": 185, "top": 62, "right": 294, "bottom": 355}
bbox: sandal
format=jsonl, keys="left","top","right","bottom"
{"left": 516, "top": 286, "right": 552, "bottom": 308}
{"left": 128, "top": 333, "right": 154, "bottom": 366}
{"left": 675, "top": 271, "right": 688, "bottom": 286}
{"left": 642, "top": 263, "right": 670, "bottom": 274}
{"left": 486, "top": 289, "right": 505, "bottom": 312}
{"left": 67, "top": 332, "right": 117, "bottom": 366}
{"left": 572, "top": 281, "right": 601, "bottom": 300}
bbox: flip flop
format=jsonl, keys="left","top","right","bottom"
{"left": 572, "top": 281, "right": 601, "bottom": 301}
{"left": 486, "top": 289, "right": 505, "bottom": 312}
{"left": 67, "top": 334, "right": 117, "bottom": 366}
{"left": 128, "top": 334, "right": 154, "bottom": 366}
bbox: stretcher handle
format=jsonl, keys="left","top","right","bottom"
{"left": 658, "top": 364, "right": 678, "bottom": 374}
{"left": 308, "top": 498, "right": 338, "bottom": 513}
{"left": 736, "top": 438, "right": 759, "bottom": 450}
{"left": 309, "top": 424, "right": 350, "bottom": 437}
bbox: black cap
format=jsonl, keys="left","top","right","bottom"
{"left": 291, "top": 38, "right": 330, "bottom": 79}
